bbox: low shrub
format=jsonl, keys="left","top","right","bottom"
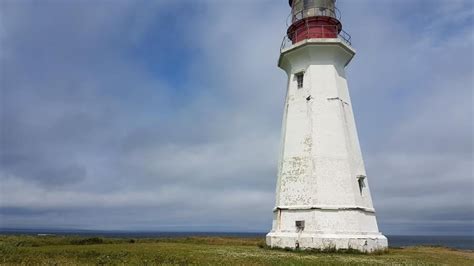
{"left": 70, "top": 237, "right": 104, "bottom": 245}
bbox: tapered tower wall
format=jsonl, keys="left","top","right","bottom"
{"left": 266, "top": 39, "right": 387, "bottom": 252}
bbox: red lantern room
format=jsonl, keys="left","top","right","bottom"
{"left": 287, "top": 0, "right": 350, "bottom": 45}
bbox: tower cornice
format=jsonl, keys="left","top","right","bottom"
{"left": 278, "top": 38, "right": 356, "bottom": 73}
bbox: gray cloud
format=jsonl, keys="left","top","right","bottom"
{"left": 1, "top": 0, "right": 473, "bottom": 234}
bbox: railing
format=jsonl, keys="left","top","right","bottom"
{"left": 287, "top": 7, "right": 341, "bottom": 27}
{"left": 280, "top": 24, "right": 352, "bottom": 50}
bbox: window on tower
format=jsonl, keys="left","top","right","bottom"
{"left": 295, "top": 220, "right": 305, "bottom": 231}
{"left": 296, "top": 73, "right": 304, "bottom": 89}
{"left": 357, "top": 175, "right": 366, "bottom": 195}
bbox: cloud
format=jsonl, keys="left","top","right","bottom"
{"left": 340, "top": 0, "right": 473, "bottom": 234}
{"left": 1, "top": 0, "right": 473, "bottom": 234}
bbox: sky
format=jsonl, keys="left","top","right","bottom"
{"left": 0, "top": 0, "right": 473, "bottom": 235}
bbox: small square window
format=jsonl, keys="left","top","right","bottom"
{"left": 295, "top": 220, "right": 305, "bottom": 230}
{"left": 296, "top": 73, "right": 304, "bottom": 89}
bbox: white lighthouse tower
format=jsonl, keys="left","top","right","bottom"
{"left": 266, "top": 0, "right": 388, "bottom": 252}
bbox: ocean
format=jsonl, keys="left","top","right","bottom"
{"left": 387, "top": 235, "right": 473, "bottom": 250}
{"left": 1, "top": 229, "right": 473, "bottom": 250}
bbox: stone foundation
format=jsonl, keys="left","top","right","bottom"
{"left": 266, "top": 232, "right": 388, "bottom": 253}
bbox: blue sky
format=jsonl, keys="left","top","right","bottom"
{"left": 1, "top": 0, "right": 473, "bottom": 235}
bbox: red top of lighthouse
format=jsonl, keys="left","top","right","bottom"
{"left": 286, "top": 0, "right": 350, "bottom": 45}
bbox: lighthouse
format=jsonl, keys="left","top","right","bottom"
{"left": 266, "top": 0, "right": 388, "bottom": 252}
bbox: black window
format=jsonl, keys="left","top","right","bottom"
{"left": 357, "top": 175, "right": 366, "bottom": 195}
{"left": 296, "top": 73, "right": 304, "bottom": 89}
{"left": 295, "top": 220, "right": 305, "bottom": 230}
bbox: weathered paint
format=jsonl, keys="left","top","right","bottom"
{"left": 266, "top": 38, "right": 388, "bottom": 252}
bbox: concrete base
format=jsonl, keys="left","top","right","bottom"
{"left": 266, "top": 232, "right": 388, "bottom": 253}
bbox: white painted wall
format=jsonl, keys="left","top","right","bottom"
{"left": 267, "top": 39, "right": 387, "bottom": 252}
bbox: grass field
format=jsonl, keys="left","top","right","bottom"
{"left": 1, "top": 235, "right": 473, "bottom": 265}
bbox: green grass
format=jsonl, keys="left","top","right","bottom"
{"left": 0, "top": 235, "right": 472, "bottom": 265}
